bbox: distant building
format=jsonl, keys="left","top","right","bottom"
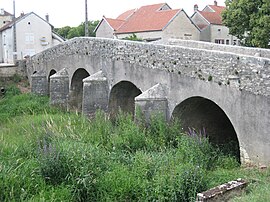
{"left": 95, "top": 3, "right": 200, "bottom": 42}
{"left": 0, "top": 11, "right": 64, "bottom": 64}
{"left": 191, "top": 1, "right": 239, "bottom": 45}
{"left": 0, "top": 8, "right": 13, "bottom": 29}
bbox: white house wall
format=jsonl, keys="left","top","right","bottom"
{"left": 16, "top": 13, "right": 52, "bottom": 60}
{"left": 96, "top": 20, "right": 114, "bottom": 38}
{"left": 162, "top": 11, "right": 200, "bottom": 41}
{"left": 52, "top": 38, "right": 62, "bottom": 46}
{"left": 210, "top": 24, "right": 238, "bottom": 45}
{"left": 0, "top": 32, "right": 2, "bottom": 62}
{"left": 1, "top": 28, "right": 13, "bottom": 63}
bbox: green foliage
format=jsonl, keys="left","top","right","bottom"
{"left": 0, "top": 92, "right": 59, "bottom": 124}
{"left": 55, "top": 20, "right": 99, "bottom": 39}
{"left": 54, "top": 26, "right": 71, "bottom": 39}
{"left": 123, "top": 33, "right": 143, "bottom": 41}
{"left": 1, "top": 90, "right": 268, "bottom": 201}
{"left": 223, "top": 0, "right": 270, "bottom": 48}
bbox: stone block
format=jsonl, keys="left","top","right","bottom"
{"left": 82, "top": 71, "right": 109, "bottom": 116}
{"left": 50, "top": 68, "right": 69, "bottom": 107}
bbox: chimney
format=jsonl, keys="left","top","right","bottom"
{"left": 194, "top": 4, "right": 199, "bottom": 12}
{"left": 0, "top": 8, "right": 4, "bottom": 15}
{"left": 214, "top": 1, "right": 218, "bottom": 6}
{"left": 45, "top": 13, "right": 49, "bottom": 22}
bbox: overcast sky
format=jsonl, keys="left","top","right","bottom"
{"left": 1, "top": 0, "right": 225, "bottom": 28}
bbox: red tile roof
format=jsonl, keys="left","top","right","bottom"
{"left": 199, "top": 5, "right": 225, "bottom": 25}
{"left": 115, "top": 3, "right": 180, "bottom": 34}
{"left": 208, "top": 5, "right": 225, "bottom": 14}
{"left": 105, "top": 17, "right": 125, "bottom": 30}
{"left": 116, "top": 9, "right": 136, "bottom": 20}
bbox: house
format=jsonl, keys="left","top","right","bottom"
{"left": 95, "top": 8, "right": 135, "bottom": 39}
{"left": 0, "top": 11, "right": 64, "bottom": 64}
{"left": 191, "top": 1, "right": 239, "bottom": 45}
{"left": 95, "top": 3, "right": 200, "bottom": 42}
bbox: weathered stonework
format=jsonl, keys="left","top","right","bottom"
{"left": 82, "top": 71, "right": 109, "bottom": 116}
{"left": 135, "top": 83, "right": 169, "bottom": 122}
{"left": 162, "top": 39, "right": 270, "bottom": 59}
{"left": 28, "top": 37, "right": 270, "bottom": 97}
{"left": 196, "top": 179, "right": 247, "bottom": 202}
{"left": 50, "top": 68, "right": 69, "bottom": 107}
{"left": 31, "top": 71, "right": 48, "bottom": 95}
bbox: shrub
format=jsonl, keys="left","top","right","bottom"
{"left": 38, "top": 138, "right": 69, "bottom": 185}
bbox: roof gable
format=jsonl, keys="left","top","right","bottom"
{"left": 196, "top": 4, "right": 226, "bottom": 25}
{"left": 105, "top": 17, "right": 125, "bottom": 30}
{"left": 198, "top": 10, "right": 222, "bottom": 25}
{"left": 0, "top": 12, "right": 52, "bottom": 32}
{"left": 207, "top": 5, "right": 225, "bottom": 14}
{"left": 94, "top": 16, "right": 125, "bottom": 33}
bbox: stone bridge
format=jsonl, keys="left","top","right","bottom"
{"left": 27, "top": 37, "right": 270, "bottom": 165}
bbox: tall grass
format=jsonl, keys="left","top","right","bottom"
{"left": 0, "top": 86, "right": 268, "bottom": 201}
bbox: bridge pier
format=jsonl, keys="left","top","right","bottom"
{"left": 31, "top": 72, "right": 48, "bottom": 95}
{"left": 49, "top": 68, "right": 69, "bottom": 108}
{"left": 82, "top": 71, "right": 109, "bottom": 116}
{"left": 135, "top": 83, "right": 169, "bottom": 122}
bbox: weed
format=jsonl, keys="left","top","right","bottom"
{"left": 1, "top": 87, "right": 268, "bottom": 201}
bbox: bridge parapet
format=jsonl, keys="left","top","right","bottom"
{"left": 29, "top": 37, "right": 270, "bottom": 97}
{"left": 159, "top": 39, "right": 270, "bottom": 59}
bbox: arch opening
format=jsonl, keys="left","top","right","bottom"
{"left": 48, "top": 69, "right": 56, "bottom": 96}
{"left": 109, "top": 81, "right": 142, "bottom": 117}
{"left": 69, "top": 68, "right": 90, "bottom": 111}
{"left": 172, "top": 96, "right": 240, "bottom": 162}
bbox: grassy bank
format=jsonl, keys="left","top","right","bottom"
{"left": 0, "top": 86, "right": 269, "bottom": 201}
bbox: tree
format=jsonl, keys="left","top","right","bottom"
{"left": 54, "top": 26, "right": 71, "bottom": 39}
{"left": 54, "top": 20, "right": 100, "bottom": 39}
{"left": 222, "top": 0, "right": 270, "bottom": 48}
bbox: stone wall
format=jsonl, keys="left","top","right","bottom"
{"left": 161, "top": 39, "right": 270, "bottom": 59}
{"left": 0, "top": 60, "right": 27, "bottom": 78}
{"left": 29, "top": 37, "right": 270, "bottom": 97}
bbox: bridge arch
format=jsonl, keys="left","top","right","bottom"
{"left": 171, "top": 96, "right": 240, "bottom": 161}
{"left": 48, "top": 69, "right": 57, "bottom": 95}
{"left": 69, "top": 68, "right": 90, "bottom": 111}
{"left": 109, "top": 81, "right": 142, "bottom": 116}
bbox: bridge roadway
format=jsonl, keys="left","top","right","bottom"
{"left": 27, "top": 37, "right": 270, "bottom": 165}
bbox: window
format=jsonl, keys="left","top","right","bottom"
{"left": 215, "top": 39, "right": 224, "bottom": 44}
{"left": 226, "top": 39, "right": 230, "bottom": 45}
{"left": 25, "top": 33, "right": 34, "bottom": 44}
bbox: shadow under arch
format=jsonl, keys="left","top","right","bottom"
{"left": 48, "top": 69, "right": 56, "bottom": 96}
{"left": 109, "top": 81, "right": 142, "bottom": 117}
{"left": 69, "top": 68, "right": 90, "bottom": 111}
{"left": 171, "top": 96, "right": 240, "bottom": 162}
